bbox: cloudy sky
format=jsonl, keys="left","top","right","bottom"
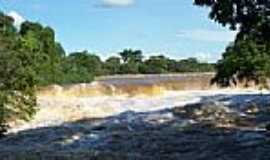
{"left": 1, "top": 0, "right": 237, "bottom": 62}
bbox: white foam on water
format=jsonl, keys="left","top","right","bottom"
{"left": 10, "top": 89, "right": 268, "bottom": 133}
{"left": 39, "top": 88, "right": 267, "bottom": 113}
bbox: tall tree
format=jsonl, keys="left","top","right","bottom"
{"left": 0, "top": 12, "right": 37, "bottom": 135}
{"left": 118, "top": 49, "right": 143, "bottom": 74}
{"left": 61, "top": 51, "right": 104, "bottom": 84}
{"left": 213, "top": 36, "right": 270, "bottom": 87}
{"left": 19, "top": 21, "right": 65, "bottom": 85}
{"left": 104, "top": 56, "right": 121, "bottom": 75}
{"left": 194, "top": 0, "right": 270, "bottom": 86}
{"left": 119, "top": 49, "right": 143, "bottom": 63}
{"left": 140, "top": 55, "right": 169, "bottom": 74}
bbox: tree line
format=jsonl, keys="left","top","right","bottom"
{"left": 63, "top": 50, "right": 215, "bottom": 84}
{"left": 1, "top": 12, "right": 216, "bottom": 86}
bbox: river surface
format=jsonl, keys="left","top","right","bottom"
{"left": 9, "top": 89, "right": 265, "bottom": 133}
{"left": 2, "top": 75, "right": 270, "bottom": 159}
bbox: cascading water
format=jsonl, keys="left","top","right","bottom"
{"left": 10, "top": 73, "right": 268, "bottom": 133}
{"left": 3, "top": 74, "right": 270, "bottom": 160}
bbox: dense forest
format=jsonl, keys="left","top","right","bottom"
{"left": 59, "top": 50, "right": 215, "bottom": 84}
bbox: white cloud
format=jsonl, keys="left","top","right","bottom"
{"left": 100, "top": 0, "right": 135, "bottom": 8}
{"left": 7, "top": 11, "right": 25, "bottom": 28}
{"left": 177, "top": 29, "right": 237, "bottom": 43}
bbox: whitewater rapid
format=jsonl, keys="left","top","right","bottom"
{"left": 38, "top": 89, "right": 268, "bottom": 113}
{"left": 6, "top": 89, "right": 267, "bottom": 133}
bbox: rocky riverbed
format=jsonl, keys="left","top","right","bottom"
{"left": 1, "top": 90, "right": 270, "bottom": 160}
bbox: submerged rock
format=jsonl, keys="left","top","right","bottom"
{"left": 244, "top": 103, "right": 260, "bottom": 114}
{"left": 265, "top": 123, "right": 270, "bottom": 131}
{"left": 173, "top": 102, "right": 247, "bottom": 128}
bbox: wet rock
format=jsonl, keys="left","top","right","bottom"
{"left": 91, "top": 125, "right": 107, "bottom": 131}
{"left": 173, "top": 102, "right": 243, "bottom": 128}
{"left": 265, "top": 123, "right": 270, "bottom": 131}
{"left": 244, "top": 103, "right": 260, "bottom": 114}
{"left": 171, "top": 120, "right": 196, "bottom": 131}
{"left": 144, "top": 112, "right": 175, "bottom": 124}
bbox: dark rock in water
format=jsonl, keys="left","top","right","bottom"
{"left": 173, "top": 102, "right": 251, "bottom": 128}
{"left": 91, "top": 125, "right": 107, "bottom": 131}
{"left": 244, "top": 103, "right": 260, "bottom": 114}
{"left": 265, "top": 123, "right": 270, "bottom": 131}
{"left": 0, "top": 124, "right": 8, "bottom": 138}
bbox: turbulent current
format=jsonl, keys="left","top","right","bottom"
{"left": 12, "top": 73, "right": 265, "bottom": 132}
{"left": 1, "top": 74, "right": 270, "bottom": 160}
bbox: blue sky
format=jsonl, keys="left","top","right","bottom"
{"left": 1, "top": 0, "right": 237, "bottom": 62}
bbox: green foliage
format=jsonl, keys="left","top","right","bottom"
{"left": 177, "top": 58, "right": 214, "bottom": 73}
{"left": 0, "top": 49, "right": 37, "bottom": 129}
{"left": 140, "top": 55, "right": 169, "bottom": 74}
{"left": 103, "top": 56, "right": 121, "bottom": 75}
{"left": 68, "top": 51, "right": 103, "bottom": 76}
{"left": 119, "top": 49, "right": 143, "bottom": 63}
{"left": 60, "top": 51, "right": 105, "bottom": 84}
{"left": 103, "top": 49, "right": 214, "bottom": 75}
{"left": 0, "top": 12, "right": 37, "bottom": 136}
{"left": 115, "top": 49, "right": 214, "bottom": 74}
{"left": 19, "top": 21, "right": 65, "bottom": 86}
{"left": 213, "top": 37, "right": 270, "bottom": 87}
{"left": 118, "top": 49, "right": 143, "bottom": 74}
{"left": 195, "top": 0, "right": 270, "bottom": 87}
